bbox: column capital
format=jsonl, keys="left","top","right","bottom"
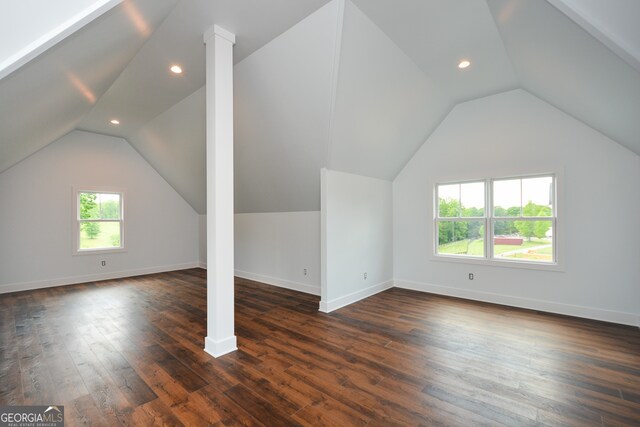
{"left": 204, "top": 25, "right": 236, "bottom": 45}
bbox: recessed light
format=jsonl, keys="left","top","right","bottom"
{"left": 458, "top": 60, "right": 471, "bottom": 69}
{"left": 170, "top": 65, "right": 183, "bottom": 74}
{"left": 110, "top": 119, "right": 120, "bottom": 125}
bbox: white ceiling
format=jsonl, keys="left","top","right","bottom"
{"left": 351, "top": 0, "right": 519, "bottom": 104}
{"left": 329, "top": 1, "right": 452, "bottom": 180}
{"left": 234, "top": 1, "right": 339, "bottom": 213}
{"left": 0, "top": 0, "right": 178, "bottom": 173}
{"left": 487, "top": 0, "right": 640, "bottom": 156}
{"left": 547, "top": 0, "right": 640, "bottom": 72}
{"left": 128, "top": 86, "right": 206, "bottom": 214}
{"left": 78, "top": 0, "right": 331, "bottom": 138}
{"left": 0, "top": 0, "right": 123, "bottom": 80}
{"left": 0, "top": 0, "right": 638, "bottom": 214}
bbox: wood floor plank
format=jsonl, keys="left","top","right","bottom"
{"left": 86, "top": 339, "right": 157, "bottom": 407}
{"left": 67, "top": 340, "right": 135, "bottom": 426}
{"left": 134, "top": 398, "right": 184, "bottom": 426}
{"left": 0, "top": 345, "right": 23, "bottom": 406}
{"left": 65, "top": 394, "right": 110, "bottom": 427}
{"left": 224, "top": 383, "right": 301, "bottom": 426}
{"left": 190, "top": 384, "right": 263, "bottom": 426}
{"left": 43, "top": 349, "right": 89, "bottom": 405}
{"left": 291, "top": 393, "right": 371, "bottom": 427}
{"left": 145, "top": 344, "right": 208, "bottom": 393}
{"left": 1, "top": 269, "right": 639, "bottom": 426}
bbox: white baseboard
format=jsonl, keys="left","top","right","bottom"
{"left": 234, "top": 270, "right": 320, "bottom": 296}
{"left": 0, "top": 262, "right": 201, "bottom": 295}
{"left": 204, "top": 335, "right": 237, "bottom": 358}
{"left": 395, "top": 279, "right": 640, "bottom": 327}
{"left": 320, "top": 280, "right": 394, "bottom": 313}
{"left": 198, "top": 262, "right": 207, "bottom": 269}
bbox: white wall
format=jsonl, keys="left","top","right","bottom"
{"left": 199, "top": 214, "right": 207, "bottom": 267}
{"left": 321, "top": 169, "right": 393, "bottom": 312}
{"left": 0, "top": 130, "right": 199, "bottom": 293}
{"left": 393, "top": 89, "right": 640, "bottom": 325}
{"left": 234, "top": 212, "right": 320, "bottom": 295}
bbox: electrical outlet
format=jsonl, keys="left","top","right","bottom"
{"left": 101, "top": 260, "right": 106, "bottom": 267}
{"left": 364, "top": 272, "right": 367, "bottom": 280}
{"left": 469, "top": 273, "right": 474, "bottom": 280}
{"left": 303, "top": 268, "right": 308, "bottom": 276}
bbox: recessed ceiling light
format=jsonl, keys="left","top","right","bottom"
{"left": 170, "top": 65, "right": 183, "bottom": 74}
{"left": 110, "top": 119, "right": 120, "bottom": 125}
{"left": 458, "top": 60, "right": 471, "bottom": 69}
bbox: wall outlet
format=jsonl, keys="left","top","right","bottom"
{"left": 101, "top": 260, "right": 106, "bottom": 267}
{"left": 364, "top": 272, "right": 367, "bottom": 280}
{"left": 469, "top": 273, "right": 474, "bottom": 280}
{"left": 303, "top": 268, "right": 308, "bottom": 276}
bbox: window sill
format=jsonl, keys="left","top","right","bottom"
{"left": 431, "top": 254, "right": 564, "bottom": 272}
{"left": 73, "top": 247, "right": 127, "bottom": 256}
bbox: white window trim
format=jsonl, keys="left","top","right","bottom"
{"left": 72, "top": 186, "right": 127, "bottom": 255}
{"left": 432, "top": 173, "right": 562, "bottom": 271}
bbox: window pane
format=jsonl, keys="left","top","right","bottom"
{"left": 437, "top": 220, "right": 485, "bottom": 257}
{"left": 460, "top": 182, "right": 484, "bottom": 217}
{"left": 80, "top": 192, "right": 99, "bottom": 220}
{"left": 522, "top": 176, "right": 553, "bottom": 217}
{"left": 438, "top": 184, "right": 460, "bottom": 218}
{"left": 79, "top": 221, "right": 122, "bottom": 250}
{"left": 98, "top": 193, "right": 121, "bottom": 219}
{"left": 493, "top": 179, "right": 521, "bottom": 217}
{"left": 493, "top": 220, "right": 553, "bottom": 263}
{"left": 79, "top": 192, "right": 121, "bottom": 220}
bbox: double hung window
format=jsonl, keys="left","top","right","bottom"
{"left": 74, "top": 189, "right": 124, "bottom": 254}
{"left": 435, "top": 175, "right": 556, "bottom": 264}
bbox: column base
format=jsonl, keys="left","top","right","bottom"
{"left": 204, "top": 335, "right": 237, "bottom": 358}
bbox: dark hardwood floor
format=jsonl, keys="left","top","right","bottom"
{"left": 1, "top": 268, "right": 639, "bottom": 426}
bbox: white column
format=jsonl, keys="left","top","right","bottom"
{"left": 203, "top": 25, "right": 237, "bottom": 358}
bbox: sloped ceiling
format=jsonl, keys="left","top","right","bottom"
{"left": 487, "top": 0, "right": 640, "bottom": 156}
{"left": 0, "top": 0, "right": 124, "bottom": 80}
{"left": 0, "top": 0, "right": 107, "bottom": 62}
{"left": 1, "top": 0, "right": 639, "bottom": 215}
{"left": 0, "top": 0, "right": 178, "bottom": 173}
{"left": 234, "top": 1, "right": 339, "bottom": 213}
{"left": 79, "top": 0, "right": 331, "bottom": 138}
{"left": 329, "top": 1, "right": 452, "bottom": 180}
{"left": 128, "top": 87, "right": 206, "bottom": 214}
{"left": 351, "top": 0, "right": 518, "bottom": 104}
{"left": 79, "top": 0, "right": 333, "bottom": 214}
{"left": 0, "top": 0, "right": 331, "bottom": 211}
{"left": 547, "top": 0, "right": 640, "bottom": 72}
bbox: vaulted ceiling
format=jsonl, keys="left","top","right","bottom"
{"left": 0, "top": 0, "right": 638, "bottom": 214}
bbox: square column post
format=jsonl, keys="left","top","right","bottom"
{"left": 203, "top": 25, "right": 237, "bottom": 357}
